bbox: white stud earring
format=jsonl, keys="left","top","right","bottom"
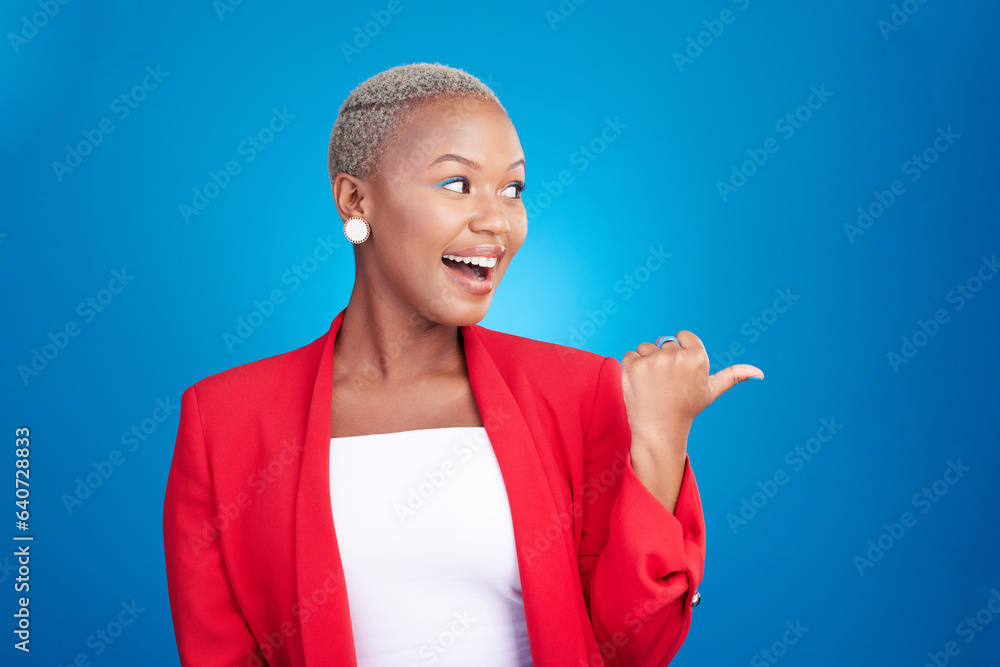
{"left": 343, "top": 216, "right": 370, "bottom": 244}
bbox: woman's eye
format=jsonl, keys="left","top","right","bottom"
{"left": 441, "top": 178, "right": 468, "bottom": 193}
{"left": 501, "top": 182, "right": 524, "bottom": 199}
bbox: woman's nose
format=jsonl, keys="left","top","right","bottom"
{"left": 469, "top": 194, "right": 511, "bottom": 235}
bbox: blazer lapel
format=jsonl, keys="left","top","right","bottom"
{"left": 295, "top": 308, "right": 357, "bottom": 666}
{"left": 461, "top": 325, "right": 592, "bottom": 665}
{"left": 293, "top": 311, "right": 591, "bottom": 666}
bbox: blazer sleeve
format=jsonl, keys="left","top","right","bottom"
{"left": 162, "top": 385, "right": 264, "bottom": 666}
{"left": 577, "top": 356, "right": 706, "bottom": 667}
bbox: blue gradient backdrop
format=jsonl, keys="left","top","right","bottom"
{"left": 2, "top": 1, "right": 998, "bottom": 665}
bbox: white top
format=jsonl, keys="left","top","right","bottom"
{"left": 329, "top": 426, "right": 533, "bottom": 666}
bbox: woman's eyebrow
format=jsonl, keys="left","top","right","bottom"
{"left": 427, "top": 154, "right": 525, "bottom": 171}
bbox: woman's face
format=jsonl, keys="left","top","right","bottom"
{"left": 352, "top": 95, "right": 527, "bottom": 328}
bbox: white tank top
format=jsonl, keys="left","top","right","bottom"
{"left": 329, "top": 426, "right": 533, "bottom": 666}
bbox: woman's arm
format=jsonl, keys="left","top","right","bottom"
{"left": 162, "top": 385, "right": 264, "bottom": 666}
{"left": 577, "top": 356, "right": 706, "bottom": 666}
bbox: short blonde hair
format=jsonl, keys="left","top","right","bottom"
{"left": 327, "top": 62, "right": 504, "bottom": 184}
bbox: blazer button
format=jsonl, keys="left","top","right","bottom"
{"left": 691, "top": 591, "right": 701, "bottom": 608}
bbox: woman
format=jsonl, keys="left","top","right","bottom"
{"left": 162, "top": 62, "right": 763, "bottom": 667}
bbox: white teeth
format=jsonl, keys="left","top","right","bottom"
{"left": 443, "top": 254, "right": 498, "bottom": 268}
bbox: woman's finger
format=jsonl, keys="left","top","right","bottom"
{"left": 708, "top": 364, "right": 764, "bottom": 403}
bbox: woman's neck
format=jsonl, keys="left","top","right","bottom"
{"left": 332, "top": 288, "right": 467, "bottom": 385}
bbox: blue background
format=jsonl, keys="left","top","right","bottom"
{"left": 2, "top": 0, "right": 998, "bottom": 664}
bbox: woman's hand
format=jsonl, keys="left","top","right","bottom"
{"left": 620, "top": 330, "right": 763, "bottom": 512}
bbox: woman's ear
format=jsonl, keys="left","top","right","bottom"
{"left": 332, "top": 172, "right": 371, "bottom": 220}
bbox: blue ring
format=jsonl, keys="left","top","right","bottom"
{"left": 655, "top": 335, "right": 679, "bottom": 348}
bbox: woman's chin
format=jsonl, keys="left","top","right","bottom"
{"left": 422, "top": 298, "right": 493, "bottom": 329}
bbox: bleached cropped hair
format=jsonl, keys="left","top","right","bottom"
{"left": 327, "top": 62, "right": 504, "bottom": 183}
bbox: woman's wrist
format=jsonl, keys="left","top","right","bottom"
{"left": 630, "top": 418, "right": 691, "bottom": 459}
{"left": 629, "top": 429, "right": 689, "bottom": 514}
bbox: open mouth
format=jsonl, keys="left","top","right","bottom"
{"left": 441, "top": 254, "right": 497, "bottom": 282}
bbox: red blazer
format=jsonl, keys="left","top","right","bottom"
{"left": 163, "top": 307, "right": 706, "bottom": 666}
